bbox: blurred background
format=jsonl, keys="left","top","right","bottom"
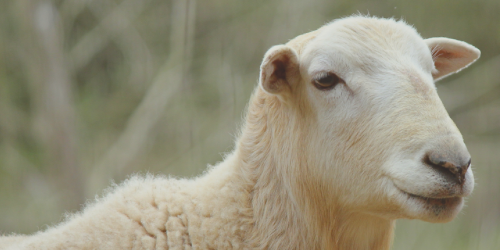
{"left": 0, "top": 0, "right": 499, "bottom": 249}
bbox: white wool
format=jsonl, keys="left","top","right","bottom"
{"left": 0, "top": 16, "right": 480, "bottom": 250}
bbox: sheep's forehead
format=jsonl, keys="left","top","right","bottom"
{"left": 298, "top": 17, "right": 435, "bottom": 76}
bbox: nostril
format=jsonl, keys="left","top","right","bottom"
{"left": 460, "top": 158, "right": 472, "bottom": 178}
{"left": 424, "top": 152, "right": 471, "bottom": 185}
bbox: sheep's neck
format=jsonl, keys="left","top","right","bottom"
{"left": 234, "top": 90, "right": 395, "bottom": 249}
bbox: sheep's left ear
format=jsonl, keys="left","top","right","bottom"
{"left": 425, "top": 37, "right": 480, "bottom": 81}
{"left": 259, "top": 45, "right": 300, "bottom": 95}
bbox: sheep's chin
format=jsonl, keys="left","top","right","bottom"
{"left": 397, "top": 188, "right": 464, "bottom": 223}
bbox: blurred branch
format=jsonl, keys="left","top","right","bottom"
{"left": 34, "top": 1, "right": 83, "bottom": 208}
{"left": 88, "top": 0, "right": 197, "bottom": 193}
{"left": 438, "top": 54, "right": 500, "bottom": 116}
{"left": 85, "top": 0, "right": 153, "bottom": 88}
{"left": 449, "top": 81, "right": 500, "bottom": 117}
{"left": 436, "top": 54, "right": 500, "bottom": 136}
{"left": 461, "top": 99, "right": 500, "bottom": 136}
{"left": 14, "top": 0, "right": 83, "bottom": 209}
{"left": 59, "top": 0, "right": 88, "bottom": 28}
{"left": 68, "top": 0, "right": 147, "bottom": 73}
{"left": 194, "top": 0, "right": 273, "bottom": 40}
{"left": 0, "top": 88, "right": 27, "bottom": 143}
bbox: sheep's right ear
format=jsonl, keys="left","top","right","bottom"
{"left": 259, "top": 45, "right": 300, "bottom": 95}
{"left": 425, "top": 38, "right": 480, "bottom": 81}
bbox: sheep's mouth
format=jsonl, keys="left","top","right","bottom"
{"left": 405, "top": 192, "right": 461, "bottom": 206}
{"left": 390, "top": 182, "right": 466, "bottom": 221}
{"left": 400, "top": 190, "right": 462, "bottom": 207}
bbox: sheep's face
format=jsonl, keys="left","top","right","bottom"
{"left": 259, "top": 17, "right": 480, "bottom": 223}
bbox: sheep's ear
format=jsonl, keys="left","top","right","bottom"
{"left": 425, "top": 37, "right": 480, "bottom": 81}
{"left": 259, "top": 45, "right": 300, "bottom": 95}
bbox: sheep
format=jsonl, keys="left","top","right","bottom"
{"left": 0, "top": 15, "right": 480, "bottom": 250}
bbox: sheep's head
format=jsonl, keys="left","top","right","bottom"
{"left": 257, "top": 16, "right": 479, "bottom": 223}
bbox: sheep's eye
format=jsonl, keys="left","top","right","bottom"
{"left": 313, "top": 73, "right": 343, "bottom": 90}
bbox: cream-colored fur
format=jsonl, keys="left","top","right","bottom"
{"left": 0, "top": 16, "right": 480, "bottom": 250}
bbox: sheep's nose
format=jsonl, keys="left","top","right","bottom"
{"left": 424, "top": 142, "right": 471, "bottom": 185}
